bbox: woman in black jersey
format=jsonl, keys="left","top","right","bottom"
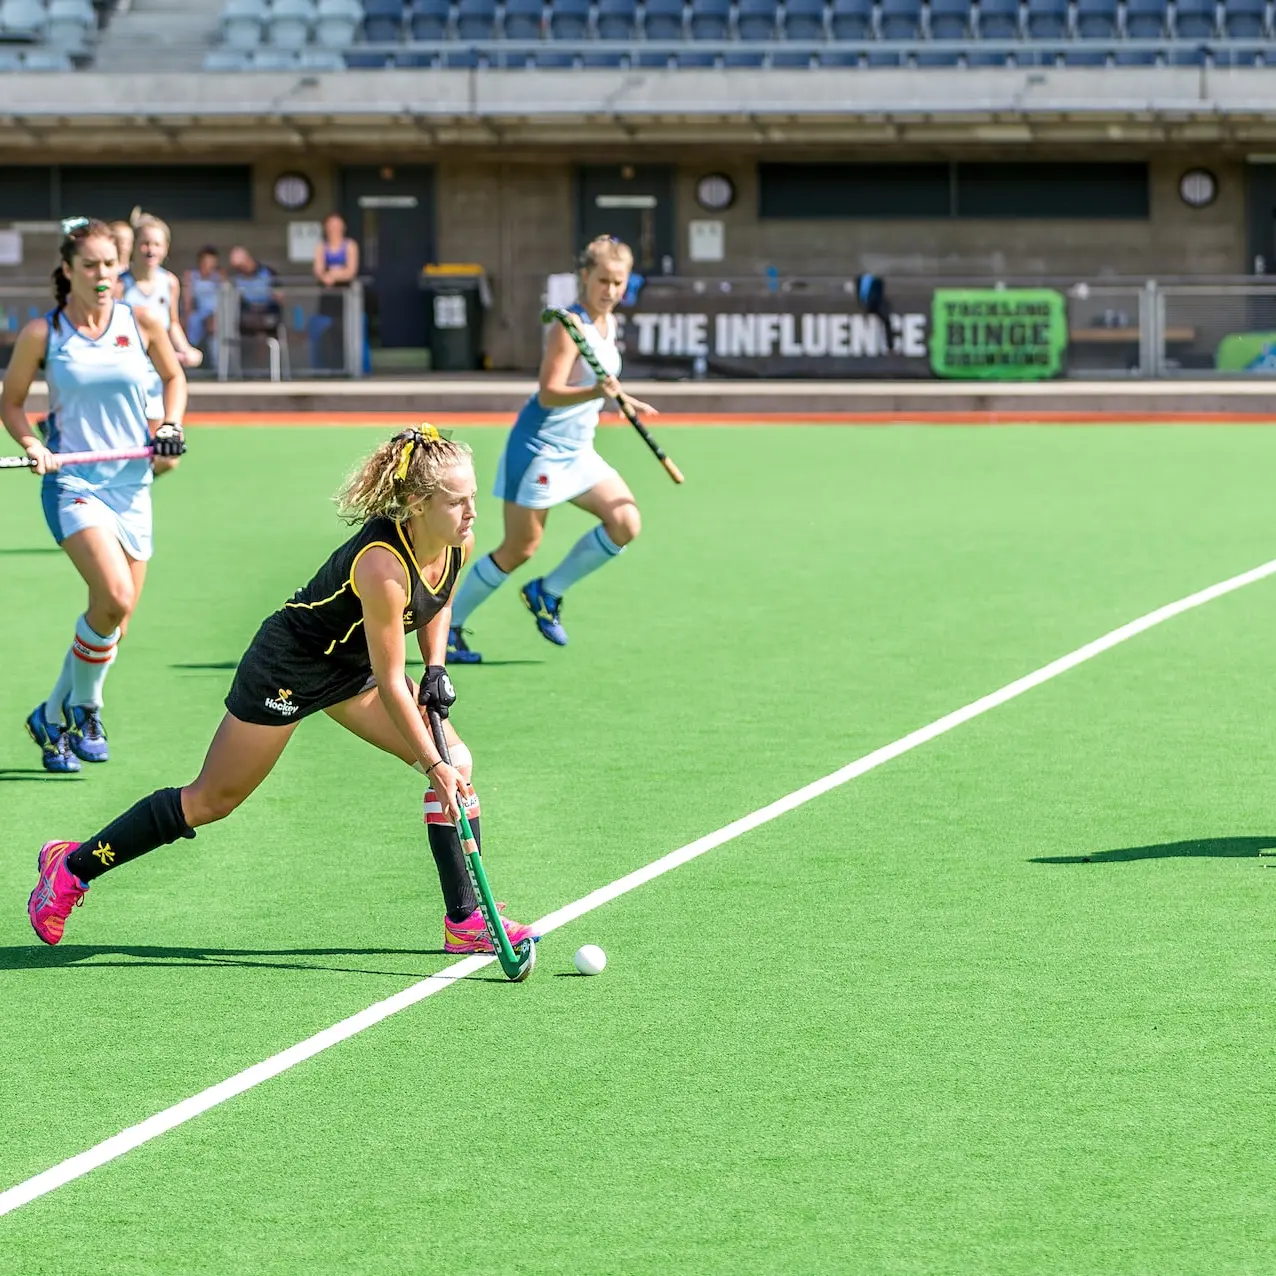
{"left": 27, "top": 427, "right": 537, "bottom": 955}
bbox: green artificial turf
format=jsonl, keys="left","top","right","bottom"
{"left": 3, "top": 423, "right": 1276, "bottom": 1274}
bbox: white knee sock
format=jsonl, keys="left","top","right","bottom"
{"left": 542, "top": 526, "right": 625, "bottom": 599}
{"left": 43, "top": 648, "right": 75, "bottom": 723}
{"left": 451, "top": 554, "right": 509, "bottom": 626}
{"left": 69, "top": 614, "right": 119, "bottom": 710}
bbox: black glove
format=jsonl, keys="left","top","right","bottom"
{"left": 152, "top": 423, "right": 186, "bottom": 457}
{"left": 418, "top": 665, "right": 456, "bottom": 718}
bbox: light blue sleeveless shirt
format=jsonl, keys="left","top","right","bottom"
{"left": 511, "top": 304, "right": 622, "bottom": 455}
{"left": 120, "top": 269, "right": 174, "bottom": 331}
{"left": 44, "top": 302, "right": 153, "bottom": 493}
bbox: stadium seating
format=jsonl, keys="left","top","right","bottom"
{"left": 184, "top": 0, "right": 1274, "bottom": 73}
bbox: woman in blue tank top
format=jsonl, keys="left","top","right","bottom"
{"left": 446, "top": 234, "right": 657, "bottom": 664}
{"left": 0, "top": 218, "right": 188, "bottom": 774}
{"left": 312, "top": 213, "right": 360, "bottom": 371}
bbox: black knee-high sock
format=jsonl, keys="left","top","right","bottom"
{"left": 67, "top": 787, "right": 196, "bottom": 883}
{"left": 427, "top": 807, "right": 479, "bottom": 923}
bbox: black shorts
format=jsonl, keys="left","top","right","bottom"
{"left": 225, "top": 614, "right": 373, "bottom": 727}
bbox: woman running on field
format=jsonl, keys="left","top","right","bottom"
{"left": 26, "top": 427, "right": 537, "bottom": 957}
{"left": 0, "top": 217, "right": 187, "bottom": 774}
{"left": 446, "top": 234, "right": 657, "bottom": 663}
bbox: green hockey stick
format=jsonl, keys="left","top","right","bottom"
{"left": 541, "top": 305, "right": 684, "bottom": 484}
{"left": 426, "top": 708, "right": 535, "bottom": 983}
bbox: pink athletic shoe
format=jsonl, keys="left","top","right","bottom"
{"left": 444, "top": 903, "right": 537, "bottom": 955}
{"left": 28, "top": 841, "right": 88, "bottom": 945}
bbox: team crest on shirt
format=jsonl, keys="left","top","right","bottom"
{"left": 402, "top": 609, "right": 414, "bottom": 627}
{"left": 115, "top": 335, "right": 131, "bottom": 348}
{"left": 264, "top": 688, "right": 299, "bottom": 716}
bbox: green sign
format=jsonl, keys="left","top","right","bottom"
{"left": 930, "top": 288, "right": 1068, "bottom": 380}
{"left": 1215, "top": 332, "right": 1276, "bottom": 372}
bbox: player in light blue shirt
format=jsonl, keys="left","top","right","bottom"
{"left": 119, "top": 214, "right": 203, "bottom": 422}
{"left": 0, "top": 217, "right": 187, "bottom": 773}
{"left": 447, "top": 235, "right": 657, "bottom": 662}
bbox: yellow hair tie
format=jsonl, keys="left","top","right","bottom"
{"left": 418, "top": 423, "right": 441, "bottom": 443}
{"left": 394, "top": 439, "right": 416, "bottom": 481}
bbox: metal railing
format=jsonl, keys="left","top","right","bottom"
{"left": 0, "top": 280, "right": 366, "bottom": 381}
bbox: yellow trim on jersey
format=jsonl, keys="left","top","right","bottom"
{"left": 323, "top": 618, "right": 365, "bottom": 656}
{"left": 284, "top": 582, "right": 349, "bottom": 611}
{"left": 395, "top": 521, "right": 454, "bottom": 597}
{"left": 348, "top": 541, "right": 411, "bottom": 600}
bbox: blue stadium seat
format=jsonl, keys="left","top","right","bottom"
{"left": 345, "top": 46, "right": 394, "bottom": 61}
{"left": 268, "top": 0, "right": 315, "bottom": 49}
{"left": 975, "top": 0, "right": 1018, "bottom": 37}
{"left": 596, "top": 0, "right": 636, "bottom": 35}
{"left": 827, "top": 0, "right": 867, "bottom": 36}
{"left": 45, "top": 0, "right": 94, "bottom": 51}
{"left": 534, "top": 46, "right": 576, "bottom": 60}
{"left": 1222, "top": 0, "right": 1263, "bottom": 57}
{"left": 0, "top": 0, "right": 46, "bottom": 39}
{"left": 221, "top": 0, "right": 267, "bottom": 49}
{"left": 502, "top": 0, "right": 541, "bottom": 39}
{"left": 1172, "top": 0, "right": 1215, "bottom": 35}
{"left": 737, "top": 0, "right": 778, "bottom": 37}
{"left": 455, "top": 0, "right": 495, "bottom": 38}
{"left": 409, "top": 0, "right": 447, "bottom": 36}
{"left": 774, "top": 0, "right": 822, "bottom": 58}
{"left": 1065, "top": 0, "right": 1114, "bottom": 61}
{"left": 583, "top": 47, "right": 628, "bottom": 59}
{"left": 396, "top": 47, "right": 436, "bottom": 61}
{"left": 1116, "top": 0, "right": 1162, "bottom": 60}
{"left": 362, "top": 0, "right": 401, "bottom": 38}
{"left": 928, "top": 0, "right": 969, "bottom": 38}
{"left": 690, "top": 0, "right": 729, "bottom": 38}
{"left": 316, "top": 0, "right": 362, "bottom": 46}
{"left": 549, "top": 0, "right": 589, "bottom": 37}
{"left": 1222, "top": 0, "right": 1263, "bottom": 30}
{"left": 1024, "top": 0, "right": 1065, "bottom": 36}
{"left": 643, "top": 0, "right": 684, "bottom": 38}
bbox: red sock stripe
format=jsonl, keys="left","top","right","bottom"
{"left": 423, "top": 789, "right": 481, "bottom": 824}
{"left": 72, "top": 646, "right": 115, "bottom": 665}
{"left": 74, "top": 634, "right": 117, "bottom": 654}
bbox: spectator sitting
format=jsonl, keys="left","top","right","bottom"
{"left": 228, "top": 246, "right": 284, "bottom": 372}
{"left": 184, "top": 245, "right": 224, "bottom": 357}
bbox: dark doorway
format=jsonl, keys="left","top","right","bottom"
{"left": 1244, "top": 162, "right": 1276, "bottom": 333}
{"left": 575, "top": 165, "right": 676, "bottom": 275}
{"left": 338, "top": 165, "right": 435, "bottom": 358}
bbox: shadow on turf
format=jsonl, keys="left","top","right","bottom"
{"left": 0, "top": 547, "right": 62, "bottom": 556}
{"left": 1031, "top": 835, "right": 1276, "bottom": 865}
{"left": 171, "top": 661, "right": 240, "bottom": 671}
{"left": 0, "top": 944, "right": 447, "bottom": 978}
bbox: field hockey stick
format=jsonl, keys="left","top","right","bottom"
{"left": 540, "top": 306, "right": 684, "bottom": 485}
{"left": 426, "top": 707, "right": 536, "bottom": 983}
{"left": 0, "top": 446, "right": 153, "bottom": 471}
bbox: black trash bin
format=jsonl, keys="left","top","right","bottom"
{"left": 419, "top": 269, "right": 486, "bottom": 371}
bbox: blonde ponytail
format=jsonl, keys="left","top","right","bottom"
{"left": 336, "top": 426, "right": 472, "bottom": 524}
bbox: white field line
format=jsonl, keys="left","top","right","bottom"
{"left": 4, "top": 554, "right": 1276, "bottom": 1220}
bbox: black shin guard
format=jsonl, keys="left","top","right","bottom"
{"left": 428, "top": 815, "right": 479, "bottom": 924}
{"left": 68, "top": 787, "right": 196, "bottom": 882}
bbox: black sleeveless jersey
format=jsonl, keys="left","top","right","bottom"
{"left": 276, "top": 516, "right": 464, "bottom": 666}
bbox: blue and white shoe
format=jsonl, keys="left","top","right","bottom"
{"left": 446, "top": 625, "right": 483, "bottom": 665}
{"left": 520, "top": 578, "right": 568, "bottom": 647}
{"left": 65, "top": 704, "right": 109, "bottom": 763}
{"left": 25, "top": 705, "right": 80, "bottom": 774}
